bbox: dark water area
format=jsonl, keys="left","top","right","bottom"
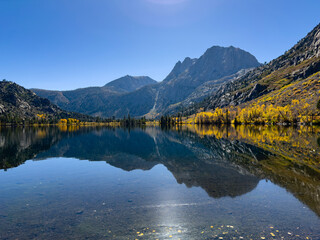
{"left": 0, "top": 126, "right": 319, "bottom": 239}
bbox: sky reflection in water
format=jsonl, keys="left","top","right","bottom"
{"left": 0, "top": 126, "right": 319, "bottom": 239}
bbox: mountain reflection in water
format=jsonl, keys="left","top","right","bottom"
{"left": 1, "top": 125, "right": 319, "bottom": 218}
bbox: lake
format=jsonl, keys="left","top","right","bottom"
{"left": 0, "top": 125, "right": 319, "bottom": 239}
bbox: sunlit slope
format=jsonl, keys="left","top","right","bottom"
{"left": 191, "top": 23, "right": 320, "bottom": 117}
{"left": 238, "top": 64, "right": 320, "bottom": 114}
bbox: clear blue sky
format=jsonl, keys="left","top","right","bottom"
{"left": 1, "top": 0, "right": 319, "bottom": 90}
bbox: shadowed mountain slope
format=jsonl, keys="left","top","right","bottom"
{"left": 32, "top": 75, "right": 157, "bottom": 117}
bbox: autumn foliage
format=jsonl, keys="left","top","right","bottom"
{"left": 193, "top": 99, "right": 320, "bottom": 125}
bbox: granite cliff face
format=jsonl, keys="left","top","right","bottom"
{"left": 163, "top": 68, "right": 253, "bottom": 115}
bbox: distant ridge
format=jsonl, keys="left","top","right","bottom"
{"left": 104, "top": 75, "right": 157, "bottom": 93}
{"left": 32, "top": 75, "right": 157, "bottom": 117}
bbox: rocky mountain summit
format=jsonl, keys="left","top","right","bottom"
{"left": 147, "top": 46, "right": 260, "bottom": 117}
{"left": 104, "top": 75, "right": 157, "bottom": 93}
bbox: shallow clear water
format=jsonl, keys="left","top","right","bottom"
{"left": 0, "top": 126, "right": 319, "bottom": 239}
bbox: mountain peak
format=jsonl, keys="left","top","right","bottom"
{"left": 163, "top": 57, "right": 197, "bottom": 82}
{"left": 205, "top": 45, "right": 238, "bottom": 51}
{"left": 189, "top": 45, "right": 260, "bottom": 82}
{"left": 203, "top": 45, "right": 255, "bottom": 57}
{"left": 103, "top": 75, "right": 157, "bottom": 93}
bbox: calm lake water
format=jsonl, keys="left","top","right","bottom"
{"left": 0, "top": 126, "right": 320, "bottom": 240}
